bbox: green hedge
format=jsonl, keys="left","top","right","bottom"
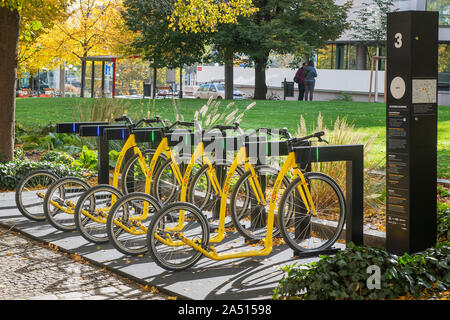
{"left": 273, "top": 242, "right": 450, "bottom": 300}
{"left": 0, "top": 159, "right": 94, "bottom": 191}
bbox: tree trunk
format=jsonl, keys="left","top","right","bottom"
{"left": 179, "top": 66, "right": 183, "bottom": 99}
{"left": 0, "top": 7, "right": 20, "bottom": 162}
{"left": 59, "top": 64, "right": 65, "bottom": 97}
{"left": 254, "top": 56, "right": 268, "bottom": 100}
{"left": 152, "top": 67, "right": 157, "bottom": 98}
{"left": 224, "top": 49, "right": 234, "bottom": 100}
{"left": 81, "top": 59, "right": 86, "bottom": 97}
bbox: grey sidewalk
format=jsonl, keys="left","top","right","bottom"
{"left": 0, "top": 224, "right": 168, "bottom": 300}
{"left": 0, "top": 191, "right": 330, "bottom": 300}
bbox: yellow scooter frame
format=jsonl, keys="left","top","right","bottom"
{"left": 163, "top": 150, "right": 317, "bottom": 260}
{"left": 43, "top": 133, "right": 150, "bottom": 221}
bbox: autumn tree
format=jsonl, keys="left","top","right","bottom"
{"left": 122, "top": 0, "right": 209, "bottom": 95}
{"left": 168, "top": 0, "right": 351, "bottom": 100}
{"left": 0, "top": 0, "right": 69, "bottom": 161}
{"left": 17, "top": 0, "right": 71, "bottom": 77}
{"left": 239, "top": 0, "right": 351, "bottom": 99}
{"left": 168, "top": 0, "right": 259, "bottom": 99}
{"left": 17, "top": 0, "right": 134, "bottom": 80}
{"left": 42, "top": 0, "right": 130, "bottom": 62}
{"left": 209, "top": 23, "right": 248, "bottom": 99}
{"left": 16, "top": 0, "right": 135, "bottom": 100}
{"left": 169, "top": 0, "right": 258, "bottom": 33}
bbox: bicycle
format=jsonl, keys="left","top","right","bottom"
{"left": 15, "top": 116, "right": 164, "bottom": 232}
{"left": 109, "top": 123, "right": 291, "bottom": 258}
{"left": 72, "top": 115, "right": 168, "bottom": 241}
{"left": 146, "top": 130, "right": 346, "bottom": 271}
{"left": 105, "top": 121, "right": 257, "bottom": 256}
{"left": 105, "top": 119, "right": 203, "bottom": 255}
{"left": 15, "top": 170, "right": 60, "bottom": 221}
{"left": 187, "top": 126, "right": 292, "bottom": 240}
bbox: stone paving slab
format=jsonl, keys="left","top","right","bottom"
{"left": 0, "top": 224, "right": 168, "bottom": 300}
{"left": 0, "top": 191, "right": 342, "bottom": 300}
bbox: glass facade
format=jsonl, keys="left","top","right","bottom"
{"left": 317, "top": 45, "right": 334, "bottom": 69}
{"left": 316, "top": 44, "right": 385, "bottom": 70}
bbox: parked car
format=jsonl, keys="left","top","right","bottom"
{"left": 194, "top": 82, "right": 247, "bottom": 100}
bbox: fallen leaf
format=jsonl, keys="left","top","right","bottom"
{"left": 72, "top": 253, "right": 83, "bottom": 262}
{"left": 149, "top": 286, "right": 159, "bottom": 293}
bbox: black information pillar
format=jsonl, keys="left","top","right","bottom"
{"left": 386, "top": 11, "right": 438, "bottom": 255}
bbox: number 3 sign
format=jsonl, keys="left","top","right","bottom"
{"left": 394, "top": 32, "right": 402, "bottom": 48}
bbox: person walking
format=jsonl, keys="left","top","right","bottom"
{"left": 294, "top": 62, "right": 306, "bottom": 100}
{"left": 304, "top": 60, "right": 318, "bottom": 101}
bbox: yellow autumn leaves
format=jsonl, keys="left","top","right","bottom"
{"left": 18, "top": 0, "right": 134, "bottom": 76}
{"left": 16, "top": 0, "right": 260, "bottom": 73}
{"left": 169, "top": 0, "right": 259, "bottom": 33}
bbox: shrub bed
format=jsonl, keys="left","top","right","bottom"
{"left": 0, "top": 159, "right": 94, "bottom": 191}
{"left": 273, "top": 242, "right": 450, "bottom": 300}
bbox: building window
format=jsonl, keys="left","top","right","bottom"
{"left": 335, "top": 44, "right": 346, "bottom": 69}
{"left": 366, "top": 45, "right": 386, "bottom": 71}
{"left": 427, "top": 0, "right": 450, "bottom": 26}
{"left": 317, "top": 44, "right": 388, "bottom": 71}
{"left": 317, "top": 44, "right": 335, "bottom": 69}
{"left": 317, "top": 44, "right": 361, "bottom": 70}
{"left": 347, "top": 45, "right": 357, "bottom": 70}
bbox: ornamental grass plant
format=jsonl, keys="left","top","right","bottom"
{"left": 71, "top": 98, "right": 129, "bottom": 123}
{"left": 296, "top": 113, "right": 386, "bottom": 230}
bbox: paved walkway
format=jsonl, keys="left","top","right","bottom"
{"left": 0, "top": 224, "right": 169, "bottom": 300}
{"left": 0, "top": 191, "right": 333, "bottom": 300}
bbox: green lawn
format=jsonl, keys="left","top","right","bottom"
{"left": 16, "top": 97, "right": 390, "bottom": 129}
{"left": 15, "top": 97, "right": 450, "bottom": 178}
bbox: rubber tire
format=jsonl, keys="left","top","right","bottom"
{"left": 120, "top": 149, "right": 168, "bottom": 195}
{"left": 151, "top": 157, "right": 183, "bottom": 205}
{"left": 230, "top": 165, "right": 291, "bottom": 241}
{"left": 187, "top": 162, "right": 245, "bottom": 232}
{"left": 15, "top": 170, "right": 59, "bottom": 221}
{"left": 147, "top": 202, "right": 209, "bottom": 271}
{"left": 74, "top": 184, "right": 124, "bottom": 244}
{"left": 43, "top": 176, "right": 91, "bottom": 232}
{"left": 277, "top": 172, "right": 346, "bottom": 252}
{"left": 106, "top": 192, "right": 162, "bottom": 256}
